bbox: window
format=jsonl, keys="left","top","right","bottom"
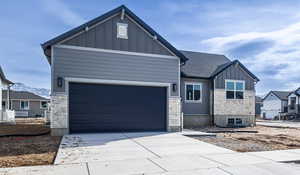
{"left": 185, "top": 83, "right": 202, "bottom": 102}
{"left": 41, "top": 101, "right": 48, "bottom": 109}
{"left": 236, "top": 118, "right": 243, "bottom": 125}
{"left": 117, "top": 23, "right": 128, "bottom": 39}
{"left": 290, "top": 97, "right": 296, "bottom": 110}
{"left": 228, "top": 118, "right": 235, "bottom": 125}
{"left": 226, "top": 80, "right": 245, "bottom": 99}
{"left": 20, "top": 101, "right": 29, "bottom": 110}
{"left": 2, "top": 101, "right": 5, "bottom": 109}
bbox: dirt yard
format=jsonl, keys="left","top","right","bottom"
{"left": 0, "top": 119, "right": 61, "bottom": 168}
{"left": 190, "top": 126, "right": 300, "bottom": 152}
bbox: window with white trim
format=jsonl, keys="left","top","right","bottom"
{"left": 117, "top": 23, "right": 128, "bottom": 39}
{"left": 185, "top": 83, "right": 202, "bottom": 102}
{"left": 20, "top": 100, "right": 29, "bottom": 110}
{"left": 40, "top": 101, "right": 48, "bottom": 109}
{"left": 225, "top": 80, "right": 245, "bottom": 99}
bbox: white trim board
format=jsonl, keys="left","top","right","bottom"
{"left": 64, "top": 77, "right": 177, "bottom": 98}
{"left": 54, "top": 45, "right": 178, "bottom": 60}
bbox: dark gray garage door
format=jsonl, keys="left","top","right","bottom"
{"left": 69, "top": 82, "right": 167, "bottom": 133}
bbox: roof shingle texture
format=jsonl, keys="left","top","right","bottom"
{"left": 180, "top": 50, "right": 231, "bottom": 78}
{"left": 272, "top": 91, "right": 291, "bottom": 101}
{"left": 2, "top": 90, "right": 49, "bottom": 101}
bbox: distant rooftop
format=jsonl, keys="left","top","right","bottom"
{"left": 2, "top": 90, "right": 49, "bottom": 101}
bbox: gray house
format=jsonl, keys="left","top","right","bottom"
{"left": 2, "top": 90, "right": 49, "bottom": 117}
{"left": 41, "top": 5, "right": 259, "bottom": 136}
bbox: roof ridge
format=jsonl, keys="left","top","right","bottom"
{"left": 180, "top": 50, "right": 226, "bottom": 56}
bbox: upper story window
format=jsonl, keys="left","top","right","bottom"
{"left": 20, "top": 100, "right": 29, "bottom": 110}
{"left": 185, "top": 83, "right": 202, "bottom": 103}
{"left": 117, "top": 23, "right": 128, "bottom": 39}
{"left": 225, "top": 80, "right": 245, "bottom": 99}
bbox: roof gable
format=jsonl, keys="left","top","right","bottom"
{"left": 263, "top": 91, "right": 291, "bottom": 101}
{"left": 211, "top": 60, "right": 259, "bottom": 81}
{"left": 42, "top": 5, "right": 188, "bottom": 64}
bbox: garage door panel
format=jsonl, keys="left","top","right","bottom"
{"left": 69, "top": 83, "right": 167, "bottom": 133}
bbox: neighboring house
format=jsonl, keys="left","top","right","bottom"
{"left": 2, "top": 90, "right": 50, "bottom": 117}
{"left": 0, "top": 66, "right": 14, "bottom": 122}
{"left": 255, "top": 96, "right": 263, "bottom": 117}
{"left": 261, "top": 91, "right": 290, "bottom": 119}
{"left": 41, "top": 5, "right": 259, "bottom": 136}
{"left": 287, "top": 87, "right": 300, "bottom": 116}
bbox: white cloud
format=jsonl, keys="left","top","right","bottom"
{"left": 200, "top": 20, "right": 300, "bottom": 94}
{"left": 41, "top": 0, "right": 85, "bottom": 26}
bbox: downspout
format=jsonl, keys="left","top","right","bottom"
{"left": 7, "top": 84, "right": 12, "bottom": 110}
{"left": 211, "top": 78, "right": 215, "bottom": 125}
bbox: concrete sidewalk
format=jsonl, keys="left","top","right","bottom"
{"left": 257, "top": 120, "right": 300, "bottom": 128}
{"left": 1, "top": 132, "right": 300, "bottom": 175}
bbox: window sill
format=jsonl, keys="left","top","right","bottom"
{"left": 185, "top": 100, "right": 202, "bottom": 103}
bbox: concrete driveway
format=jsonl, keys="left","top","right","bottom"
{"left": 55, "top": 132, "right": 234, "bottom": 164}
{"left": 2, "top": 132, "right": 300, "bottom": 175}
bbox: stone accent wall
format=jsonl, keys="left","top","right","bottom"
{"left": 50, "top": 93, "right": 68, "bottom": 135}
{"left": 168, "top": 97, "right": 182, "bottom": 131}
{"left": 214, "top": 89, "right": 255, "bottom": 127}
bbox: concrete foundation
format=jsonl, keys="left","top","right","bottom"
{"left": 183, "top": 115, "right": 212, "bottom": 128}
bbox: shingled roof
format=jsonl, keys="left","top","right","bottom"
{"left": 0, "top": 66, "right": 13, "bottom": 84}
{"left": 180, "top": 50, "right": 259, "bottom": 81}
{"left": 180, "top": 50, "right": 230, "bottom": 78}
{"left": 2, "top": 90, "right": 49, "bottom": 101}
{"left": 265, "top": 91, "right": 291, "bottom": 101}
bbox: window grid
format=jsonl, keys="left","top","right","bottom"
{"left": 225, "top": 80, "right": 245, "bottom": 99}
{"left": 185, "top": 83, "right": 202, "bottom": 103}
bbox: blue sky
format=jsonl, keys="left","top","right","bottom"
{"left": 1, "top": 0, "right": 300, "bottom": 95}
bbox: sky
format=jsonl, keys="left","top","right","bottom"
{"left": 1, "top": 0, "right": 300, "bottom": 96}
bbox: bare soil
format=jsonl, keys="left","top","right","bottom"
{"left": 0, "top": 119, "right": 61, "bottom": 167}
{"left": 190, "top": 126, "right": 300, "bottom": 152}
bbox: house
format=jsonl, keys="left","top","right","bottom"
{"left": 255, "top": 96, "right": 263, "bottom": 117}
{"left": 41, "top": 5, "right": 259, "bottom": 136}
{"left": 0, "top": 66, "right": 14, "bottom": 122}
{"left": 2, "top": 90, "right": 50, "bottom": 117}
{"left": 287, "top": 87, "right": 300, "bottom": 116}
{"left": 261, "top": 91, "right": 290, "bottom": 119}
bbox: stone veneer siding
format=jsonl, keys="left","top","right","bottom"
{"left": 50, "top": 94, "right": 182, "bottom": 136}
{"left": 213, "top": 89, "right": 255, "bottom": 127}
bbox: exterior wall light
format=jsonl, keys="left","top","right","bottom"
{"left": 57, "top": 77, "right": 63, "bottom": 88}
{"left": 172, "top": 83, "right": 177, "bottom": 92}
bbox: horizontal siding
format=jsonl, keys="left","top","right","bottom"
{"left": 62, "top": 13, "right": 172, "bottom": 56}
{"left": 215, "top": 64, "right": 255, "bottom": 90}
{"left": 53, "top": 47, "right": 179, "bottom": 96}
{"left": 180, "top": 78, "right": 211, "bottom": 115}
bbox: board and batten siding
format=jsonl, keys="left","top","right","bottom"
{"left": 62, "top": 13, "right": 172, "bottom": 56}
{"left": 214, "top": 64, "right": 255, "bottom": 90}
{"left": 52, "top": 46, "right": 180, "bottom": 96}
{"left": 180, "top": 78, "right": 211, "bottom": 115}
